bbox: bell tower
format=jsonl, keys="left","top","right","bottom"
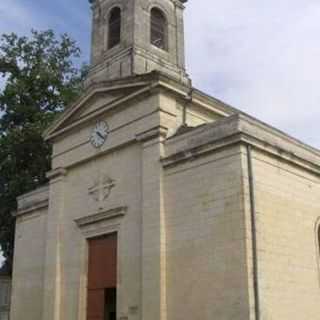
{"left": 87, "top": 0, "right": 189, "bottom": 85}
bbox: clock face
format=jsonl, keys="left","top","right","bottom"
{"left": 90, "top": 121, "right": 109, "bottom": 148}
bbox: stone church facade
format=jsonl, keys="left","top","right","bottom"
{"left": 10, "top": 0, "right": 320, "bottom": 319}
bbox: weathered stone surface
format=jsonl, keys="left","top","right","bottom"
{"left": 86, "top": 0, "right": 190, "bottom": 86}
{"left": 15, "top": 185, "right": 49, "bottom": 216}
{"left": 10, "top": 1, "right": 320, "bottom": 320}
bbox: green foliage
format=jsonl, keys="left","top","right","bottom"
{"left": 0, "top": 30, "right": 87, "bottom": 272}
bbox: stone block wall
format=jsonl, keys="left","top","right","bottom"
{"left": 247, "top": 148, "right": 320, "bottom": 319}
{"left": 163, "top": 145, "right": 251, "bottom": 320}
{"left": 10, "top": 186, "right": 49, "bottom": 320}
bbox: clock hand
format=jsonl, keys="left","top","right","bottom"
{"left": 96, "top": 131, "right": 105, "bottom": 140}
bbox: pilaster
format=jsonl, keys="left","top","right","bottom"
{"left": 138, "top": 131, "right": 167, "bottom": 320}
{"left": 42, "top": 168, "right": 67, "bottom": 320}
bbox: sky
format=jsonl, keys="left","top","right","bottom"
{"left": 0, "top": 1, "right": 320, "bottom": 264}
{"left": 0, "top": 0, "right": 319, "bottom": 147}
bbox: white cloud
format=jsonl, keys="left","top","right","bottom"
{"left": 185, "top": 0, "right": 320, "bottom": 148}
{"left": 0, "top": 1, "right": 319, "bottom": 149}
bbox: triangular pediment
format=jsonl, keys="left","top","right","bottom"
{"left": 44, "top": 71, "right": 236, "bottom": 141}
{"left": 63, "top": 87, "right": 137, "bottom": 127}
{"left": 44, "top": 78, "right": 152, "bottom": 141}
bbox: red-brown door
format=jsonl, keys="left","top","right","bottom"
{"left": 87, "top": 233, "right": 117, "bottom": 320}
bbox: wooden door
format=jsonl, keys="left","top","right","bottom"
{"left": 87, "top": 233, "right": 117, "bottom": 320}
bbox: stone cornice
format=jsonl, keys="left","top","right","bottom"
{"left": 44, "top": 80, "right": 151, "bottom": 141}
{"left": 162, "top": 114, "right": 320, "bottom": 175}
{"left": 172, "top": 0, "right": 188, "bottom": 9}
{"left": 13, "top": 199, "right": 49, "bottom": 217}
{"left": 43, "top": 71, "right": 234, "bottom": 143}
{"left": 45, "top": 86, "right": 154, "bottom": 142}
{"left": 14, "top": 185, "right": 49, "bottom": 217}
{"left": 46, "top": 167, "right": 67, "bottom": 180}
{"left": 75, "top": 206, "right": 127, "bottom": 228}
{"left": 135, "top": 126, "right": 169, "bottom": 142}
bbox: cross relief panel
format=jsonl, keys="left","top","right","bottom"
{"left": 88, "top": 174, "right": 116, "bottom": 211}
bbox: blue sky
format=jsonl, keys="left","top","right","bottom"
{"left": 1, "top": 0, "right": 320, "bottom": 265}
{"left": 1, "top": 0, "right": 320, "bottom": 149}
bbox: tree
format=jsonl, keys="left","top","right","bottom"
{"left": 0, "top": 30, "right": 87, "bottom": 272}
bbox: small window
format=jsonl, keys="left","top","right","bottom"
{"left": 108, "top": 7, "right": 121, "bottom": 49}
{"left": 150, "top": 8, "right": 168, "bottom": 50}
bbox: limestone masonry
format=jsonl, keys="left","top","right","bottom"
{"left": 10, "top": 0, "right": 320, "bottom": 319}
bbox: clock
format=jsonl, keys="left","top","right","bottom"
{"left": 90, "top": 121, "right": 109, "bottom": 148}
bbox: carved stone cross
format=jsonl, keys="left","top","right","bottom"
{"left": 89, "top": 175, "right": 115, "bottom": 209}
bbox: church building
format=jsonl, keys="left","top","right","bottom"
{"left": 10, "top": 0, "right": 320, "bottom": 319}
